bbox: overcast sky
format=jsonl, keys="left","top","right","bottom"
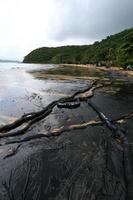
{"left": 0, "top": 0, "right": 133, "bottom": 61}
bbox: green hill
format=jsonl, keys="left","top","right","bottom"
{"left": 23, "top": 28, "right": 133, "bottom": 67}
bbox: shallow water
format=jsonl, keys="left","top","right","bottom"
{"left": 0, "top": 63, "right": 87, "bottom": 124}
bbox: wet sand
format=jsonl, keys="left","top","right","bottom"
{"left": 0, "top": 63, "right": 133, "bottom": 200}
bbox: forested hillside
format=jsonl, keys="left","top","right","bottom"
{"left": 23, "top": 28, "right": 133, "bottom": 67}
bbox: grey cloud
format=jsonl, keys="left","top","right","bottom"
{"left": 49, "top": 0, "right": 133, "bottom": 42}
{"left": 0, "top": 0, "right": 133, "bottom": 60}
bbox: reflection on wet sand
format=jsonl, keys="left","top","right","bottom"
{"left": 0, "top": 114, "right": 17, "bottom": 125}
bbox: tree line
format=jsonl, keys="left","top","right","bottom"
{"left": 23, "top": 28, "right": 133, "bottom": 67}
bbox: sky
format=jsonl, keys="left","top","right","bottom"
{"left": 0, "top": 0, "right": 133, "bottom": 61}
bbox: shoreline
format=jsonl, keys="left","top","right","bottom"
{"left": 30, "top": 63, "right": 133, "bottom": 81}
{"left": 60, "top": 64, "right": 133, "bottom": 76}
{"left": 31, "top": 73, "right": 101, "bottom": 81}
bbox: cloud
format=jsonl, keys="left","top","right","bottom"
{"left": 0, "top": 0, "right": 55, "bottom": 60}
{"left": 0, "top": 0, "right": 132, "bottom": 60}
{"left": 48, "top": 0, "right": 133, "bottom": 41}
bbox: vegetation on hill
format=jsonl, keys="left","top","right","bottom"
{"left": 23, "top": 28, "right": 133, "bottom": 67}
